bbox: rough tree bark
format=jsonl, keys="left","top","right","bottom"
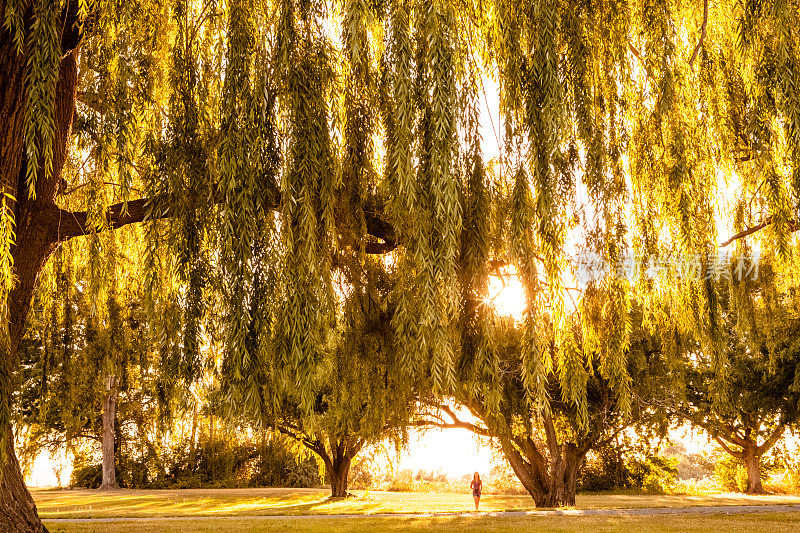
{"left": 99, "top": 376, "right": 119, "bottom": 490}
{"left": 0, "top": 3, "right": 86, "bottom": 529}
{"left": 318, "top": 436, "right": 361, "bottom": 498}
{"left": 742, "top": 443, "right": 765, "bottom": 494}
{"left": 324, "top": 454, "right": 352, "bottom": 498}
{"left": 500, "top": 433, "right": 584, "bottom": 508}
{"left": 0, "top": 436, "right": 45, "bottom": 533}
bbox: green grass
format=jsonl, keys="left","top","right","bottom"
{"left": 31, "top": 487, "right": 800, "bottom": 519}
{"left": 44, "top": 513, "right": 800, "bottom": 533}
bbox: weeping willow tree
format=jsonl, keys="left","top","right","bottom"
{"left": 1, "top": 0, "right": 800, "bottom": 529}
{"left": 425, "top": 301, "right": 670, "bottom": 507}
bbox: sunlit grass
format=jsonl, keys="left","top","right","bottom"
{"left": 44, "top": 513, "right": 800, "bottom": 533}
{"left": 32, "top": 487, "right": 800, "bottom": 519}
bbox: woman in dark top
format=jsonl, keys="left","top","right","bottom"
{"left": 470, "top": 472, "right": 482, "bottom": 510}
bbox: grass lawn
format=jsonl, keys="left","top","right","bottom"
{"left": 43, "top": 513, "right": 800, "bottom": 533}
{"left": 31, "top": 487, "right": 800, "bottom": 518}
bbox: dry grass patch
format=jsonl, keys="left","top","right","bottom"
{"left": 32, "top": 487, "right": 800, "bottom": 519}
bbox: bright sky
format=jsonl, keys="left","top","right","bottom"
{"left": 397, "top": 419, "right": 494, "bottom": 481}
{"left": 28, "top": 449, "right": 71, "bottom": 488}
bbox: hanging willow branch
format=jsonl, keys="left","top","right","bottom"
{"left": 3, "top": 4, "right": 800, "bottom": 502}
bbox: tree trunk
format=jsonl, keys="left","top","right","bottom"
{"left": 743, "top": 444, "right": 765, "bottom": 494}
{"left": 99, "top": 377, "right": 119, "bottom": 490}
{"left": 325, "top": 455, "right": 352, "bottom": 498}
{"left": 542, "top": 448, "right": 567, "bottom": 508}
{"left": 539, "top": 449, "right": 580, "bottom": 508}
{"left": 188, "top": 403, "right": 198, "bottom": 471}
{"left": 209, "top": 414, "right": 215, "bottom": 481}
{"left": 0, "top": 220, "right": 59, "bottom": 530}
{"left": 0, "top": 430, "right": 48, "bottom": 533}
{"left": 0, "top": 155, "right": 60, "bottom": 532}
{"left": 0, "top": 9, "right": 81, "bottom": 527}
{"left": 500, "top": 435, "right": 580, "bottom": 508}
{"left": 500, "top": 435, "right": 546, "bottom": 505}
{"left": 562, "top": 444, "right": 581, "bottom": 507}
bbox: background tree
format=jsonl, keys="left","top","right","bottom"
{"left": 422, "top": 299, "right": 670, "bottom": 507}
{"left": 243, "top": 257, "right": 415, "bottom": 498}
{"left": 15, "top": 231, "right": 153, "bottom": 491}
{"left": 666, "top": 263, "right": 800, "bottom": 494}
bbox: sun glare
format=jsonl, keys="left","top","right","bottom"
{"left": 27, "top": 450, "right": 71, "bottom": 488}
{"left": 487, "top": 272, "right": 527, "bottom": 320}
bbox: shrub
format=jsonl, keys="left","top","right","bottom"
{"left": 714, "top": 455, "right": 748, "bottom": 492}
{"left": 71, "top": 431, "right": 321, "bottom": 489}
{"left": 349, "top": 458, "right": 375, "bottom": 490}
{"left": 386, "top": 469, "right": 414, "bottom": 492}
{"left": 70, "top": 464, "right": 103, "bottom": 489}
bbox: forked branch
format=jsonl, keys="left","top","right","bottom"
{"left": 688, "top": 0, "right": 709, "bottom": 67}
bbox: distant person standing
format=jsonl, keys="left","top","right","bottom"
{"left": 470, "top": 472, "right": 482, "bottom": 511}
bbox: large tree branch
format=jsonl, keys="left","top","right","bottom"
{"left": 413, "top": 400, "right": 492, "bottom": 437}
{"left": 712, "top": 434, "right": 744, "bottom": 459}
{"left": 49, "top": 193, "right": 398, "bottom": 254}
{"left": 757, "top": 423, "right": 786, "bottom": 455}
{"left": 48, "top": 197, "right": 152, "bottom": 240}
{"left": 410, "top": 418, "right": 491, "bottom": 437}
{"left": 276, "top": 423, "right": 327, "bottom": 458}
{"left": 61, "top": 0, "right": 99, "bottom": 57}
{"left": 721, "top": 217, "right": 799, "bottom": 247}
{"left": 676, "top": 404, "right": 750, "bottom": 448}
{"left": 542, "top": 409, "right": 560, "bottom": 461}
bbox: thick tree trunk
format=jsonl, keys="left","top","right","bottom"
{"left": 743, "top": 444, "right": 765, "bottom": 494}
{"left": 0, "top": 227, "right": 58, "bottom": 530}
{"left": 0, "top": 170, "right": 59, "bottom": 531}
{"left": 500, "top": 435, "right": 544, "bottom": 504}
{"left": 0, "top": 431, "right": 48, "bottom": 533}
{"left": 325, "top": 455, "right": 352, "bottom": 498}
{"left": 0, "top": 215, "right": 58, "bottom": 529}
{"left": 99, "top": 378, "right": 119, "bottom": 490}
{"left": 0, "top": 8, "right": 80, "bottom": 528}
{"left": 563, "top": 444, "right": 580, "bottom": 507}
{"left": 539, "top": 448, "right": 580, "bottom": 508}
{"left": 500, "top": 435, "right": 581, "bottom": 508}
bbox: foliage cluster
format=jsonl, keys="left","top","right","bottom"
{"left": 69, "top": 433, "right": 320, "bottom": 490}
{"left": 579, "top": 438, "right": 678, "bottom": 494}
